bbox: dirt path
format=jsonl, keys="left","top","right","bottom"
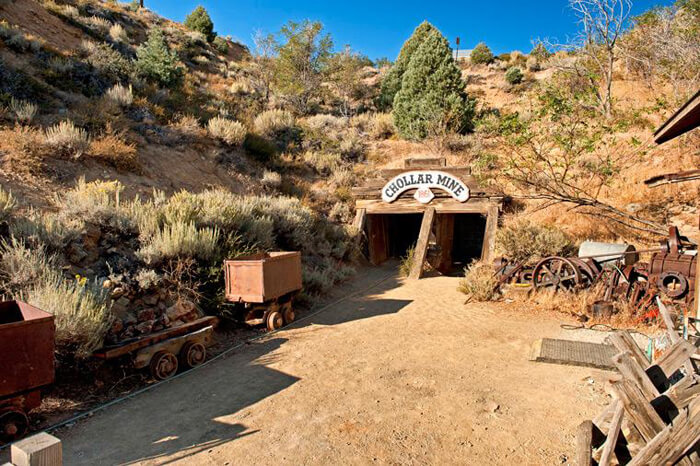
{"left": 55, "top": 267, "right": 611, "bottom": 465}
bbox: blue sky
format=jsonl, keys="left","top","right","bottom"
{"left": 143, "top": 0, "right": 672, "bottom": 60}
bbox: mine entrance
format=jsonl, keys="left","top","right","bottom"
{"left": 450, "top": 213, "right": 487, "bottom": 270}
{"left": 366, "top": 213, "right": 422, "bottom": 264}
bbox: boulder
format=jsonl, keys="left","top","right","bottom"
{"left": 137, "top": 308, "right": 156, "bottom": 322}
{"left": 166, "top": 300, "right": 196, "bottom": 321}
{"left": 135, "top": 319, "right": 155, "bottom": 334}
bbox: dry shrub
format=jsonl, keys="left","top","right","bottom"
{"left": 207, "top": 116, "right": 246, "bottom": 146}
{"left": 369, "top": 113, "right": 396, "bottom": 139}
{"left": 261, "top": 170, "right": 282, "bottom": 189}
{"left": 105, "top": 84, "right": 133, "bottom": 107}
{"left": 169, "top": 114, "right": 203, "bottom": 140}
{"left": 496, "top": 219, "right": 575, "bottom": 263}
{"left": 45, "top": 120, "right": 90, "bottom": 158}
{"left": 138, "top": 221, "right": 220, "bottom": 265}
{"left": 28, "top": 272, "right": 112, "bottom": 358}
{"left": 302, "top": 150, "right": 342, "bottom": 174}
{"left": 85, "top": 16, "right": 112, "bottom": 35}
{"left": 0, "top": 126, "right": 46, "bottom": 174}
{"left": 329, "top": 202, "right": 352, "bottom": 223}
{"left": 399, "top": 245, "right": 416, "bottom": 277}
{"left": 458, "top": 261, "right": 499, "bottom": 301}
{"left": 0, "top": 237, "right": 53, "bottom": 295}
{"left": 10, "top": 98, "right": 37, "bottom": 124}
{"left": 89, "top": 131, "right": 138, "bottom": 171}
{"left": 254, "top": 109, "right": 296, "bottom": 139}
{"left": 0, "top": 186, "right": 16, "bottom": 222}
{"left": 109, "top": 23, "right": 128, "bottom": 43}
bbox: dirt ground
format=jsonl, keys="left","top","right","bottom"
{"left": 49, "top": 265, "right": 613, "bottom": 465}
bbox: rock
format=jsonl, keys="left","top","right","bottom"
{"left": 122, "top": 314, "right": 137, "bottom": 327}
{"left": 111, "top": 287, "right": 126, "bottom": 299}
{"left": 181, "top": 309, "right": 200, "bottom": 323}
{"left": 102, "top": 279, "right": 113, "bottom": 289}
{"left": 626, "top": 203, "right": 643, "bottom": 213}
{"left": 135, "top": 319, "right": 155, "bottom": 334}
{"left": 137, "top": 308, "right": 156, "bottom": 322}
{"left": 67, "top": 243, "right": 88, "bottom": 264}
{"left": 110, "top": 319, "right": 124, "bottom": 334}
{"left": 157, "top": 302, "right": 166, "bottom": 311}
{"left": 152, "top": 323, "right": 164, "bottom": 332}
{"left": 166, "top": 300, "right": 196, "bottom": 321}
{"left": 143, "top": 294, "right": 159, "bottom": 306}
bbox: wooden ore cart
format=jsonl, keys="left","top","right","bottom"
{"left": 224, "top": 252, "right": 302, "bottom": 331}
{"left": 93, "top": 316, "right": 218, "bottom": 381}
{"left": 0, "top": 300, "right": 55, "bottom": 443}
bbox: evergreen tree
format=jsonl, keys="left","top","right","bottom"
{"left": 393, "top": 30, "right": 475, "bottom": 140}
{"left": 184, "top": 5, "right": 216, "bottom": 42}
{"left": 378, "top": 21, "right": 437, "bottom": 110}
{"left": 135, "top": 28, "right": 182, "bottom": 88}
{"left": 470, "top": 42, "right": 494, "bottom": 64}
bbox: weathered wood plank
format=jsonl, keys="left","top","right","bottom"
{"left": 576, "top": 420, "right": 595, "bottom": 466}
{"left": 654, "top": 338, "right": 697, "bottom": 378}
{"left": 612, "top": 379, "right": 666, "bottom": 442}
{"left": 665, "top": 374, "right": 700, "bottom": 410}
{"left": 609, "top": 331, "right": 649, "bottom": 369}
{"left": 481, "top": 205, "right": 499, "bottom": 262}
{"left": 404, "top": 156, "right": 448, "bottom": 168}
{"left": 409, "top": 207, "right": 435, "bottom": 280}
{"left": 599, "top": 400, "right": 624, "bottom": 466}
{"left": 356, "top": 198, "right": 501, "bottom": 214}
{"left": 351, "top": 208, "right": 366, "bottom": 233}
{"left": 367, "top": 214, "right": 388, "bottom": 265}
{"left": 379, "top": 167, "right": 473, "bottom": 180}
{"left": 612, "top": 351, "right": 661, "bottom": 401}
{"left": 627, "top": 396, "right": 700, "bottom": 466}
{"left": 11, "top": 432, "right": 62, "bottom": 466}
{"left": 434, "top": 214, "right": 454, "bottom": 273}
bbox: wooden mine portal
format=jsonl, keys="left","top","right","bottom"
{"left": 351, "top": 157, "right": 504, "bottom": 278}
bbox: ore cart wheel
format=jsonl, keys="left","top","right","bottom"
{"left": 282, "top": 302, "right": 295, "bottom": 324}
{"left": 150, "top": 351, "right": 178, "bottom": 380}
{"left": 180, "top": 341, "right": 207, "bottom": 369}
{"left": 0, "top": 409, "right": 28, "bottom": 443}
{"left": 266, "top": 310, "right": 284, "bottom": 331}
{"left": 532, "top": 256, "right": 582, "bottom": 292}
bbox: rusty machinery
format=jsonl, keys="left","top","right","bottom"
{"left": 493, "top": 226, "right": 697, "bottom": 320}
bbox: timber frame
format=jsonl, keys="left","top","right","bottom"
{"left": 352, "top": 157, "right": 504, "bottom": 278}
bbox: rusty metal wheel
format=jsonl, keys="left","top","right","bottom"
{"left": 532, "top": 256, "right": 582, "bottom": 292}
{"left": 266, "top": 311, "right": 283, "bottom": 331}
{"left": 180, "top": 342, "right": 206, "bottom": 369}
{"left": 657, "top": 271, "right": 688, "bottom": 299}
{"left": 569, "top": 258, "right": 599, "bottom": 288}
{"left": 282, "top": 302, "right": 295, "bottom": 324}
{"left": 150, "top": 351, "right": 178, "bottom": 380}
{"left": 0, "top": 409, "right": 28, "bottom": 443}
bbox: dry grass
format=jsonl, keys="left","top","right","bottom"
{"left": 399, "top": 245, "right": 416, "bottom": 277}
{"left": 89, "top": 131, "right": 138, "bottom": 171}
{"left": 10, "top": 98, "right": 37, "bottom": 124}
{"left": 138, "top": 221, "right": 220, "bottom": 265}
{"left": 0, "top": 126, "right": 46, "bottom": 174}
{"left": 0, "top": 186, "right": 16, "bottom": 222}
{"left": 45, "top": 120, "right": 90, "bottom": 158}
{"left": 169, "top": 114, "right": 204, "bottom": 140}
{"left": 0, "top": 237, "right": 53, "bottom": 295}
{"left": 105, "top": 84, "right": 133, "bottom": 107}
{"left": 261, "top": 170, "right": 282, "bottom": 189}
{"left": 207, "top": 116, "right": 246, "bottom": 146}
{"left": 458, "top": 261, "right": 499, "bottom": 301}
{"left": 109, "top": 23, "right": 128, "bottom": 43}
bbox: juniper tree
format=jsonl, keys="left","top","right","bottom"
{"left": 470, "top": 42, "right": 494, "bottom": 64}
{"left": 378, "top": 21, "right": 438, "bottom": 110}
{"left": 135, "top": 28, "right": 182, "bottom": 88}
{"left": 393, "top": 29, "right": 475, "bottom": 141}
{"left": 184, "top": 5, "right": 216, "bottom": 42}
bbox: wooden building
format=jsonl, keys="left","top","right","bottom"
{"left": 351, "top": 157, "right": 504, "bottom": 278}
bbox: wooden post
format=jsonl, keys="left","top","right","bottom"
{"left": 609, "top": 331, "right": 649, "bottom": 368}
{"left": 409, "top": 207, "right": 435, "bottom": 279}
{"left": 434, "top": 214, "right": 454, "bottom": 273}
{"left": 11, "top": 432, "right": 62, "bottom": 466}
{"left": 575, "top": 420, "right": 595, "bottom": 466}
{"left": 480, "top": 205, "right": 498, "bottom": 262}
{"left": 367, "top": 215, "right": 388, "bottom": 265}
{"left": 612, "top": 379, "right": 665, "bottom": 442}
{"left": 612, "top": 351, "right": 661, "bottom": 401}
{"left": 599, "top": 400, "right": 624, "bottom": 466}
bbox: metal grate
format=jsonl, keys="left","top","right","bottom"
{"left": 530, "top": 338, "right": 617, "bottom": 371}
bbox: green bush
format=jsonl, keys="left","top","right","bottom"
{"left": 184, "top": 6, "right": 216, "bottom": 43}
{"left": 138, "top": 221, "right": 220, "bottom": 264}
{"left": 505, "top": 67, "right": 524, "bottom": 85}
{"left": 470, "top": 42, "right": 494, "bottom": 64}
{"left": 80, "top": 41, "right": 133, "bottom": 84}
{"left": 393, "top": 29, "right": 475, "bottom": 140}
{"left": 135, "top": 28, "right": 183, "bottom": 87}
{"left": 243, "top": 133, "right": 278, "bottom": 161}
{"left": 213, "top": 36, "right": 229, "bottom": 54}
{"left": 530, "top": 42, "right": 551, "bottom": 62}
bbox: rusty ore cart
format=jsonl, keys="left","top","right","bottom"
{"left": 93, "top": 316, "right": 218, "bottom": 381}
{"left": 224, "top": 252, "right": 302, "bottom": 331}
{"left": 0, "top": 300, "right": 55, "bottom": 443}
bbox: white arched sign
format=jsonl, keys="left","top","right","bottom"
{"left": 381, "top": 170, "right": 470, "bottom": 204}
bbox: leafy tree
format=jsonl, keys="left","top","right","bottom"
{"left": 374, "top": 57, "right": 392, "bottom": 68}
{"left": 470, "top": 42, "right": 494, "bottom": 64}
{"left": 250, "top": 30, "right": 278, "bottom": 104}
{"left": 393, "top": 29, "right": 475, "bottom": 142}
{"left": 184, "top": 5, "right": 216, "bottom": 42}
{"left": 273, "top": 20, "right": 333, "bottom": 115}
{"left": 530, "top": 42, "right": 551, "bottom": 62}
{"left": 327, "top": 45, "right": 372, "bottom": 116}
{"left": 135, "top": 28, "right": 182, "bottom": 88}
{"left": 505, "top": 67, "right": 523, "bottom": 84}
{"left": 378, "top": 21, "right": 438, "bottom": 110}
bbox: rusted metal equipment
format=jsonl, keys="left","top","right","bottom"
{"left": 93, "top": 316, "right": 218, "bottom": 381}
{"left": 224, "top": 252, "right": 302, "bottom": 331}
{"left": 0, "top": 301, "right": 55, "bottom": 443}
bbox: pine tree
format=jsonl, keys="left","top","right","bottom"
{"left": 393, "top": 30, "right": 475, "bottom": 140}
{"left": 135, "top": 28, "right": 182, "bottom": 88}
{"left": 378, "top": 21, "right": 437, "bottom": 110}
{"left": 470, "top": 42, "right": 494, "bottom": 64}
{"left": 184, "top": 5, "right": 216, "bottom": 42}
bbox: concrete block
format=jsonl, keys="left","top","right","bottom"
{"left": 11, "top": 432, "right": 62, "bottom": 466}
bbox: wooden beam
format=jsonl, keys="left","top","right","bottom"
{"left": 665, "top": 375, "right": 700, "bottom": 410}
{"left": 11, "top": 432, "right": 62, "bottom": 466}
{"left": 627, "top": 396, "right": 700, "bottom": 466}
{"left": 352, "top": 208, "right": 366, "bottom": 233}
{"left": 599, "top": 400, "right": 624, "bottom": 466}
{"left": 481, "top": 205, "right": 499, "bottom": 262}
{"left": 612, "top": 351, "right": 661, "bottom": 401}
{"left": 434, "top": 214, "right": 454, "bottom": 273}
{"left": 654, "top": 339, "right": 697, "bottom": 380}
{"left": 379, "top": 167, "right": 473, "bottom": 180}
{"left": 609, "top": 331, "right": 649, "bottom": 369}
{"left": 356, "top": 198, "right": 501, "bottom": 214}
{"left": 576, "top": 420, "right": 595, "bottom": 466}
{"left": 409, "top": 207, "right": 435, "bottom": 279}
{"left": 612, "top": 379, "right": 666, "bottom": 442}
